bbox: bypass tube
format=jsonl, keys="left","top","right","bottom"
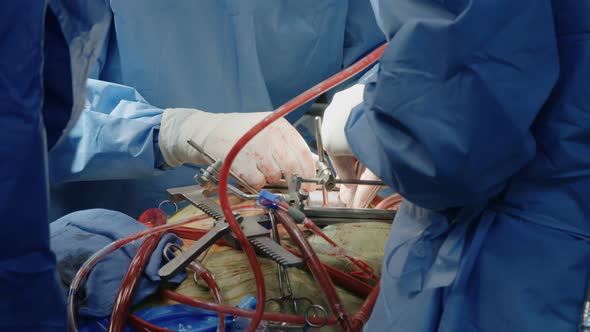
{"left": 274, "top": 209, "right": 352, "bottom": 331}
{"left": 161, "top": 290, "right": 337, "bottom": 326}
{"left": 215, "top": 43, "right": 387, "bottom": 332}
{"left": 123, "top": 252, "right": 227, "bottom": 332}
{"left": 351, "top": 284, "right": 380, "bottom": 331}
{"left": 189, "top": 260, "right": 225, "bottom": 332}
{"left": 286, "top": 248, "right": 374, "bottom": 297}
{"left": 301, "top": 218, "right": 377, "bottom": 282}
{"left": 109, "top": 209, "right": 168, "bottom": 332}
{"left": 67, "top": 203, "right": 256, "bottom": 332}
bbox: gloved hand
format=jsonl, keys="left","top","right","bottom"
{"left": 321, "top": 84, "right": 384, "bottom": 207}
{"left": 159, "top": 108, "right": 315, "bottom": 191}
{"left": 321, "top": 84, "right": 364, "bottom": 157}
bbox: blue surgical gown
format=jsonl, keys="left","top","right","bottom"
{"left": 0, "top": 1, "right": 110, "bottom": 330}
{"left": 345, "top": 0, "right": 590, "bottom": 330}
{"left": 48, "top": 0, "right": 385, "bottom": 220}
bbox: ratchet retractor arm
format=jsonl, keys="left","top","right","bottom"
{"left": 158, "top": 186, "right": 302, "bottom": 280}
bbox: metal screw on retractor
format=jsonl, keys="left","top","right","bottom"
{"left": 194, "top": 160, "right": 223, "bottom": 192}
{"left": 187, "top": 139, "right": 258, "bottom": 194}
{"left": 314, "top": 116, "right": 334, "bottom": 207}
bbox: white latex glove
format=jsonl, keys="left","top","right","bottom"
{"left": 339, "top": 168, "right": 384, "bottom": 209}
{"left": 321, "top": 84, "right": 364, "bottom": 157}
{"left": 159, "top": 108, "right": 316, "bottom": 191}
{"left": 306, "top": 191, "right": 346, "bottom": 208}
{"left": 321, "top": 84, "right": 384, "bottom": 208}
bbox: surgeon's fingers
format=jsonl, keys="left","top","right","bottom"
{"left": 274, "top": 121, "right": 316, "bottom": 192}
{"left": 307, "top": 190, "right": 346, "bottom": 208}
{"left": 256, "top": 156, "right": 282, "bottom": 184}
{"left": 251, "top": 132, "right": 282, "bottom": 184}
{"left": 351, "top": 168, "right": 384, "bottom": 208}
{"left": 327, "top": 155, "right": 366, "bottom": 207}
{"left": 270, "top": 134, "right": 302, "bottom": 189}
{"left": 268, "top": 122, "right": 308, "bottom": 190}
{"left": 328, "top": 155, "right": 359, "bottom": 182}
{"left": 233, "top": 149, "right": 267, "bottom": 190}
{"left": 338, "top": 184, "right": 355, "bottom": 206}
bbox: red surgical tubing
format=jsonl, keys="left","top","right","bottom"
{"left": 215, "top": 43, "right": 387, "bottom": 331}
{"left": 67, "top": 43, "right": 387, "bottom": 331}
{"left": 109, "top": 209, "right": 168, "bottom": 332}
{"left": 67, "top": 203, "right": 255, "bottom": 332}
{"left": 161, "top": 289, "right": 337, "bottom": 326}
{"left": 275, "top": 209, "right": 352, "bottom": 330}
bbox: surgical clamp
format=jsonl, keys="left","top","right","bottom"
{"left": 266, "top": 211, "right": 314, "bottom": 315}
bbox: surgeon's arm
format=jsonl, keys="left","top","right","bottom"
{"left": 346, "top": 0, "right": 559, "bottom": 210}
{"left": 49, "top": 78, "right": 316, "bottom": 189}
{"left": 48, "top": 79, "right": 165, "bottom": 183}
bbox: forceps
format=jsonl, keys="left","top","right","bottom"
{"left": 266, "top": 211, "right": 314, "bottom": 314}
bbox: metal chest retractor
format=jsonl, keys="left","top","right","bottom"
{"left": 158, "top": 187, "right": 303, "bottom": 280}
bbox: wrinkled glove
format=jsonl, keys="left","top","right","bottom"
{"left": 159, "top": 109, "right": 315, "bottom": 191}
{"left": 321, "top": 84, "right": 385, "bottom": 208}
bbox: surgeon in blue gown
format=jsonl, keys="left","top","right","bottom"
{"left": 0, "top": 2, "right": 111, "bottom": 330}
{"left": 48, "top": 0, "right": 385, "bottom": 220}
{"left": 323, "top": 0, "right": 590, "bottom": 330}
